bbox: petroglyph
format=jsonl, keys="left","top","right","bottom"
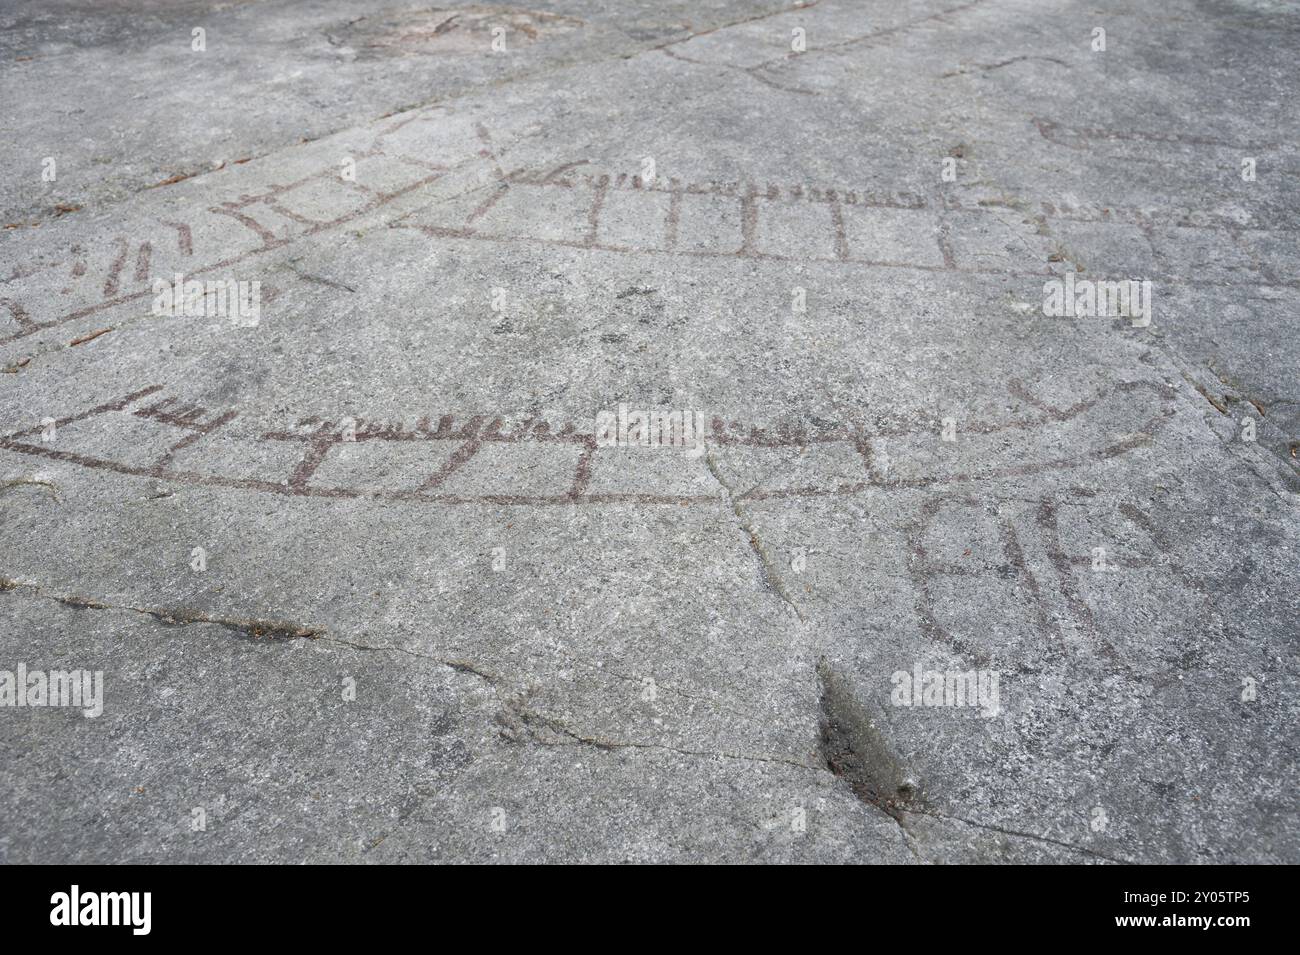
{"left": 329, "top": 6, "right": 586, "bottom": 58}
{"left": 3, "top": 0, "right": 1297, "bottom": 868}
{"left": 5, "top": 115, "right": 1297, "bottom": 350}
{"left": 0, "top": 379, "right": 1175, "bottom": 506}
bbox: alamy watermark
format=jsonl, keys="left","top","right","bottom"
{"left": 152, "top": 274, "right": 261, "bottom": 326}
{"left": 50, "top": 886, "right": 150, "bottom": 935}
{"left": 1043, "top": 273, "right": 1152, "bottom": 327}
{"left": 891, "top": 665, "right": 1001, "bottom": 718}
{"left": 1, "top": 664, "right": 103, "bottom": 718}
{"left": 595, "top": 404, "right": 707, "bottom": 457}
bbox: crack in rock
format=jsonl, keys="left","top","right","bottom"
{"left": 816, "top": 659, "right": 925, "bottom": 821}
{"left": 0, "top": 477, "right": 61, "bottom": 501}
{"left": 1, "top": 575, "right": 515, "bottom": 690}
{"left": 895, "top": 807, "right": 1133, "bottom": 864}
{"left": 941, "top": 54, "right": 1068, "bottom": 78}
{"left": 321, "top": 634, "right": 501, "bottom": 685}
{"left": 817, "top": 659, "right": 1138, "bottom": 862}
{"left": 494, "top": 686, "right": 819, "bottom": 770}
{"left": 816, "top": 659, "right": 929, "bottom": 861}
{"left": 704, "top": 450, "right": 805, "bottom": 621}
{"left": 0, "top": 576, "right": 321, "bottom": 641}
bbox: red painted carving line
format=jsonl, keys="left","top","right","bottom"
{"left": 0, "top": 442, "right": 293, "bottom": 496}
{"left": 272, "top": 164, "right": 389, "bottom": 206}
{"left": 166, "top": 406, "right": 235, "bottom": 433}
{"left": 936, "top": 219, "right": 957, "bottom": 270}
{"left": 1117, "top": 501, "right": 1171, "bottom": 552}
{"left": 0, "top": 378, "right": 1175, "bottom": 504}
{"left": 265, "top": 199, "right": 330, "bottom": 229}
{"left": 430, "top": 162, "right": 1300, "bottom": 240}
{"left": 665, "top": 185, "right": 682, "bottom": 250}
{"left": 500, "top": 164, "right": 1300, "bottom": 243}
{"left": 698, "top": 180, "right": 739, "bottom": 197}
{"left": 743, "top": 64, "right": 815, "bottom": 97}
{"left": 262, "top": 415, "right": 589, "bottom": 448}
{"left": 541, "top": 160, "right": 589, "bottom": 185}
{"left": 584, "top": 175, "right": 610, "bottom": 247}
{"left": 653, "top": 0, "right": 825, "bottom": 49}
{"left": 1032, "top": 116, "right": 1279, "bottom": 151}
{"left": 710, "top": 415, "right": 849, "bottom": 447}
{"left": 1, "top": 299, "right": 35, "bottom": 332}
{"left": 403, "top": 214, "right": 1289, "bottom": 289}
{"left": 2, "top": 261, "right": 59, "bottom": 286}
{"left": 269, "top": 403, "right": 1002, "bottom": 452}
{"left": 1034, "top": 500, "right": 1122, "bottom": 662}
{"left": 0, "top": 171, "right": 444, "bottom": 346}
{"left": 391, "top": 220, "right": 1060, "bottom": 279}
{"left": 907, "top": 495, "right": 995, "bottom": 668}
{"left": 11, "top": 172, "right": 1274, "bottom": 336}
{"left": 162, "top": 221, "right": 193, "bottom": 256}
{"left": 335, "top": 176, "right": 378, "bottom": 198}
{"left": 733, "top": 416, "right": 1167, "bottom": 499}
{"left": 851, "top": 434, "right": 881, "bottom": 483}
{"left": 0, "top": 405, "right": 1174, "bottom": 507}
{"left": 11, "top": 375, "right": 1165, "bottom": 456}
{"left": 475, "top": 123, "right": 507, "bottom": 182}
{"left": 135, "top": 397, "right": 214, "bottom": 429}
{"left": 218, "top": 167, "right": 338, "bottom": 208}
{"left": 375, "top": 107, "right": 449, "bottom": 138}
{"left": 1006, "top": 378, "right": 1088, "bottom": 422}
{"left": 511, "top": 167, "right": 928, "bottom": 212}
{"left": 209, "top": 206, "right": 281, "bottom": 249}
{"left": 567, "top": 436, "right": 597, "bottom": 499}
{"left": 906, "top": 498, "right": 1197, "bottom": 679}
{"left": 831, "top": 407, "right": 1170, "bottom": 493}
{"left": 739, "top": 187, "right": 759, "bottom": 256}
{"left": 157, "top": 410, "right": 238, "bottom": 468}
{"left": 287, "top": 269, "right": 355, "bottom": 294}
{"left": 730, "top": 386, "right": 1175, "bottom": 497}
{"left": 134, "top": 242, "right": 152, "bottom": 282}
{"left": 418, "top": 438, "right": 484, "bottom": 491}
{"left": 1014, "top": 382, "right": 1166, "bottom": 430}
{"left": 173, "top": 378, "right": 1175, "bottom": 455}
{"left": 103, "top": 238, "right": 129, "bottom": 297}
{"left": 907, "top": 491, "right": 1102, "bottom": 671}
{"left": 1112, "top": 501, "right": 1217, "bottom": 596}
{"left": 0, "top": 433, "right": 709, "bottom": 505}
{"left": 829, "top": 199, "right": 849, "bottom": 262}
{"left": 386, "top": 154, "right": 452, "bottom": 175}
{"left": 665, "top": 51, "right": 815, "bottom": 99}
{"left": 466, "top": 183, "right": 510, "bottom": 224}
{"left": 998, "top": 517, "right": 1063, "bottom": 651}
{"left": 960, "top": 195, "right": 1300, "bottom": 242}
{"left": 1, "top": 385, "right": 163, "bottom": 441}
{"left": 506, "top": 171, "right": 1300, "bottom": 246}
{"left": 286, "top": 436, "right": 337, "bottom": 491}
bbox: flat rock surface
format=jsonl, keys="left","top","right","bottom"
{"left": 1, "top": 0, "right": 1297, "bottom": 863}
